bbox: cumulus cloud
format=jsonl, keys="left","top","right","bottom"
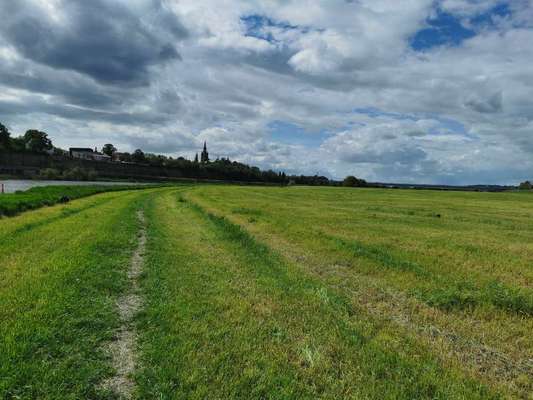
{"left": 0, "top": 0, "right": 532, "bottom": 184}
{"left": 0, "top": 0, "right": 186, "bottom": 85}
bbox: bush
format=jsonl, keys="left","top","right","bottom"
{"left": 343, "top": 175, "right": 367, "bottom": 187}
{"left": 518, "top": 180, "right": 532, "bottom": 190}
{"left": 39, "top": 168, "right": 61, "bottom": 180}
{"left": 62, "top": 167, "right": 89, "bottom": 181}
{"left": 87, "top": 169, "right": 98, "bottom": 181}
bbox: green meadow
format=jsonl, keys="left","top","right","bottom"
{"left": 1, "top": 185, "right": 531, "bottom": 399}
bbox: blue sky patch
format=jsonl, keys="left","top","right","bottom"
{"left": 411, "top": 2, "right": 512, "bottom": 51}
{"left": 268, "top": 121, "right": 333, "bottom": 146}
{"left": 470, "top": 3, "right": 511, "bottom": 27}
{"left": 410, "top": 10, "right": 476, "bottom": 50}
{"left": 241, "top": 15, "right": 299, "bottom": 43}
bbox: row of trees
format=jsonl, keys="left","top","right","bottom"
{"left": 110, "top": 145, "right": 288, "bottom": 183}
{"left": 0, "top": 123, "right": 291, "bottom": 184}
{"left": 1, "top": 122, "right": 370, "bottom": 186}
{"left": 0, "top": 123, "right": 54, "bottom": 153}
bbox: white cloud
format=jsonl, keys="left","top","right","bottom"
{"left": 0, "top": 0, "right": 532, "bottom": 184}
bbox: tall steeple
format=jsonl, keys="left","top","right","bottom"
{"left": 201, "top": 141, "right": 209, "bottom": 163}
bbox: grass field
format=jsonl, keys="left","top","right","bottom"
{"left": 0, "top": 184, "right": 154, "bottom": 217}
{"left": 1, "top": 185, "right": 531, "bottom": 399}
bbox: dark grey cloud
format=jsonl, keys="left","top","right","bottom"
{"left": 0, "top": 98, "right": 169, "bottom": 126}
{"left": 405, "top": 130, "right": 426, "bottom": 137}
{"left": 465, "top": 91, "right": 503, "bottom": 113}
{"left": 0, "top": 62, "right": 120, "bottom": 108}
{"left": 339, "top": 146, "right": 428, "bottom": 165}
{"left": 0, "top": 0, "right": 186, "bottom": 85}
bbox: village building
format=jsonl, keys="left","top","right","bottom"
{"left": 69, "top": 147, "right": 111, "bottom": 162}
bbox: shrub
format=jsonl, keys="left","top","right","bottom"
{"left": 518, "top": 180, "right": 532, "bottom": 190}
{"left": 39, "top": 168, "right": 61, "bottom": 180}
{"left": 343, "top": 175, "right": 367, "bottom": 187}
{"left": 62, "top": 167, "right": 88, "bottom": 181}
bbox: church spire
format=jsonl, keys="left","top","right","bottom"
{"left": 201, "top": 141, "right": 209, "bottom": 164}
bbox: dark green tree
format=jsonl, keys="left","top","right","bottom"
{"left": 0, "top": 122, "right": 10, "bottom": 150}
{"left": 132, "top": 149, "right": 146, "bottom": 163}
{"left": 10, "top": 137, "right": 26, "bottom": 152}
{"left": 23, "top": 130, "right": 53, "bottom": 153}
{"left": 119, "top": 152, "right": 132, "bottom": 162}
{"left": 102, "top": 143, "right": 117, "bottom": 157}
{"left": 343, "top": 175, "right": 367, "bottom": 187}
{"left": 519, "top": 180, "right": 532, "bottom": 190}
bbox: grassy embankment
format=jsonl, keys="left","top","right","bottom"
{"left": 0, "top": 184, "right": 154, "bottom": 217}
{"left": 1, "top": 185, "right": 531, "bottom": 399}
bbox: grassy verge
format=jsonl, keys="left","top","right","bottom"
{"left": 136, "top": 189, "right": 496, "bottom": 399}
{"left": 0, "top": 184, "right": 157, "bottom": 217}
{"left": 0, "top": 189, "right": 153, "bottom": 399}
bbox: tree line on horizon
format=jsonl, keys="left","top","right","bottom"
{"left": 4, "top": 122, "right": 529, "bottom": 189}
{"left": 0, "top": 122, "right": 370, "bottom": 186}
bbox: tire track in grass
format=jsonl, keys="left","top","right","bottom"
{"left": 0, "top": 194, "right": 118, "bottom": 241}
{"left": 167, "top": 198, "right": 499, "bottom": 398}
{"left": 325, "top": 233, "right": 533, "bottom": 316}
{"left": 185, "top": 194, "right": 531, "bottom": 398}
{"left": 101, "top": 210, "right": 146, "bottom": 398}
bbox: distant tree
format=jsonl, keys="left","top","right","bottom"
{"left": 23, "top": 129, "right": 53, "bottom": 153}
{"left": 119, "top": 152, "right": 132, "bottom": 162}
{"left": 102, "top": 143, "right": 117, "bottom": 157}
{"left": 519, "top": 180, "right": 532, "bottom": 190}
{"left": 0, "top": 122, "right": 10, "bottom": 150}
{"left": 194, "top": 153, "right": 199, "bottom": 164}
{"left": 290, "top": 174, "right": 330, "bottom": 186}
{"left": 131, "top": 149, "right": 146, "bottom": 163}
{"left": 10, "top": 136, "right": 26, "bottom": 152}
{"left": 343, "top": 175, "right": 367, "bottom": 187}
{"left": 145, "top": 153, "right": 167, "bottom": 167}
{"left": 53, "top": 147, "right": 68, "bottom": 156}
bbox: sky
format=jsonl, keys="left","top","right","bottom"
{"left": 0, "top": 0, "right": 532, "bottom": 184}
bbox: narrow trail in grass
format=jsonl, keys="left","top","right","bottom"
{"left": 0, "top": 188, "right": 154, "bottom": 399}
{"left": 101, "top": 210, "right": 146, "bottom": 398}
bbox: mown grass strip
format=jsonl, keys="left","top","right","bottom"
{"left": 0, "top": 195, "right": 118, "bottom": 242}
{"left": 0, "top": 189, "right": 151, "bottom": 399}
{"left": 136, "top": 191, "right": 498, "bottom": 399}
{"left": 327, "top": 233, "right": 533, "bottom": 315}
{"left": 185, "top": 185, "right": 533, "bottom": 397}
{"left": 0, "top": 183, "right": 156, "bottom": 217}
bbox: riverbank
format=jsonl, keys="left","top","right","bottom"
{"left": 0, "top": 179, "right": 150, "bottom": 194}
{"left": 0, "top": 184, "right": 159, "bottom": 217}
